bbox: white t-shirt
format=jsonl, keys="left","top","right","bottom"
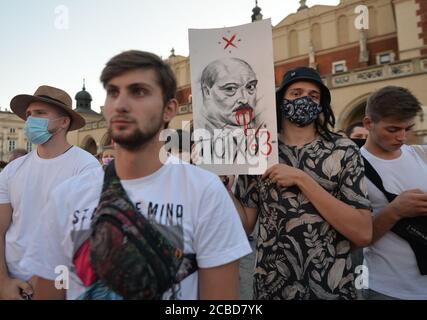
{"left": 0, "top": 146, "right": 100, "bottom": 281}
{"left": 20, "top": 156, "right": 252, "bottom": 300}
{"left": 361, "top": 145, "right": 427, "bottom": 299}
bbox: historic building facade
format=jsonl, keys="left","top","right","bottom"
{"left": 0, "top": 0, "right": 426, "bottom": 160}
{"left": 0, "top": 110, "right": 30, "bottom": 162}
{"left": 169, "top": 0, "right": 427, "bottom": 144}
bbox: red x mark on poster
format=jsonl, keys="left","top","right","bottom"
{"left": 222, "top": 34, "right": 237, "bottom": 49}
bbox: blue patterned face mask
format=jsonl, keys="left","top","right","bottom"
{"left": 281, "top": 96, "right": 323, "bottom": 127}
{"left": 24, "top": 116, "right": 62, "bottom": 145}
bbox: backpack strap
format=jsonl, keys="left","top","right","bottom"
{"left": 361, "top": 155, "right": 397, "bottom": 203}
{"left": 88, "top": 161, "right": 198, "bottom": 299}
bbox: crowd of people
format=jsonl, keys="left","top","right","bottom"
{"left": 0, "top": 50, "right": 426, "bottom": 300}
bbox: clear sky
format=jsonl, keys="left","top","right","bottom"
{"left": 0, "top": 0, "right": 339, "bottom": 113}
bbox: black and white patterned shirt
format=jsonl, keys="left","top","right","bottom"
{"left": 235, "top": 134, "right": 370, "bottom": 300}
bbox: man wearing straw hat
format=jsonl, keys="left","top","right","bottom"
{"left": 0, "top": 85, "right": 100, "bottom": 299}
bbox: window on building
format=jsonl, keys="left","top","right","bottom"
{"left": 26, "top": 141, "right": 32, "bottom": 152}
{"left": 332, "top": 60, "right": 347, "bottom": 74}
{"left": 9, "top": 128, "right": 15, "bottom": 134}
{"left": 8, "top": 140, "right": 16, "bottom": 152}
{"left": 377, "top": 52, "right": 395, "bottom": 65}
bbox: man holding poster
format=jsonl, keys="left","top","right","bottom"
{"left": 233, "top": 67, "right": 373, "bottom": 300}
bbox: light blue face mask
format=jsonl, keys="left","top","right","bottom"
{"left": 24, "top": 116, "right": 61, "bottom": 145}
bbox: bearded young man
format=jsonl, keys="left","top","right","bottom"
{"left": 20, "top": 50, "right": 251, "bottom": 300}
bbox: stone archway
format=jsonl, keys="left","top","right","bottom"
{"left": 342, "top": 102, "right": 366, "bottom": 130}
{"left": 100, "top": 132, "right": 112, "bottom": 149}
{"left": 81, "top": 135, "right": 97, "bottom": 155}
{"left": 338, "top": 93, "right": 371, "bottom": 131}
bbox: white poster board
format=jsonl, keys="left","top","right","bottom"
{"left": 189, "top": 19, "right": 278, "bottom": 175}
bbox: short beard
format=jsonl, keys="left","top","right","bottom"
{"left": 108, "top": 126, "right": 160, "bottom": 151}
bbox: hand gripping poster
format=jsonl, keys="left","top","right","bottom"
{"left": 189, "top": 19, "right": 278, "bottom": 175}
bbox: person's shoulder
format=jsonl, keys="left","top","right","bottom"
{"left": 2, "top": 150, "right": 34, "bottom": 174}
{"left": 328, "top": 134, "right": 360, "bottom": 151}
{"left": 167, "top": 156, "right": 218, "bottom": 179}
{"left": 68, "top": 146, "right": 101, "bottom": 169}
{"left": 54, "top": 166, "right": 104, "bottom": 197}
{"left": 403, "top": 144, "right": 427, "bottom": 160}
{"left": 70, "top": 146, "right": 98, "bottom": 160}
{"left": 6, "top": 154, "right": 27, "bottom": 169}
{"left": 331, "top": 134, "right": 356, "bottom": 146}
{"left": 401, "top": 144, "right": 412, "bottom": 152}
{"left": 359, "top": 145, "right": 368, "bottom": 156}
{"left": 70, "top": 166, "right": 104, "bottom": 185}
{"left": 166, "top": 155, "right": 221, "bottom": 187}
{"left": 403, "top": 144, "right": 424, "bottom": 152}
